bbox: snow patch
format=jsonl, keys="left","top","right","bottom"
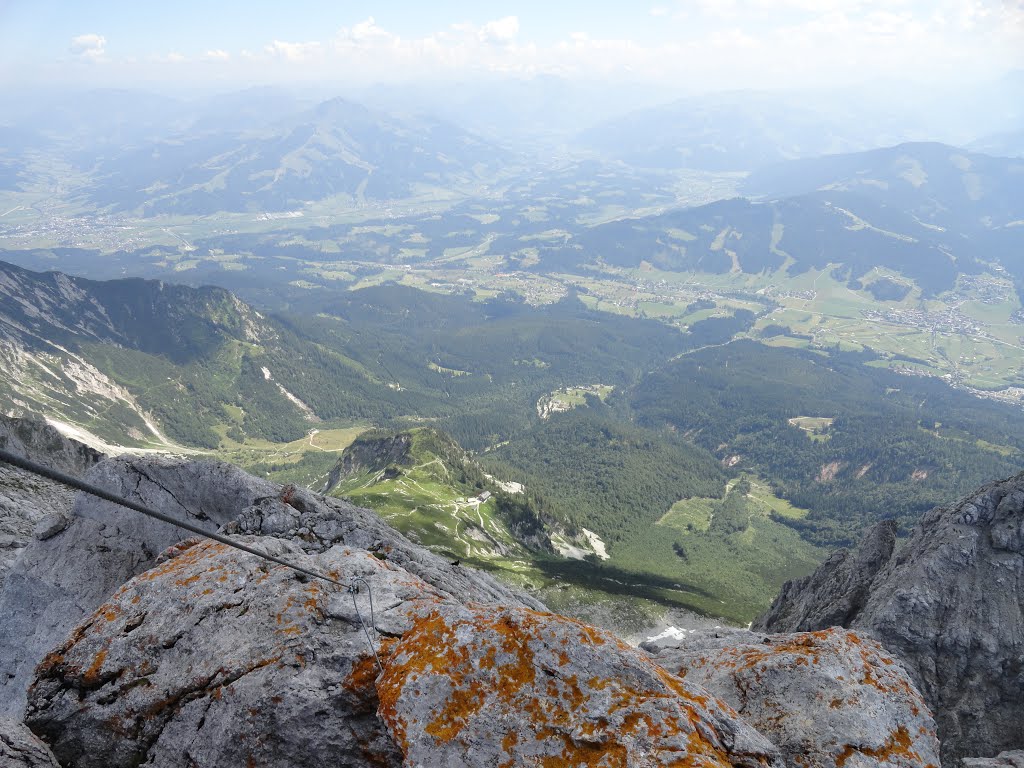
{"left": 260, "top": 366, "right": 319, "bottom": 422}
{"left": 582, "top": 527, "right": 609, "bottom": 560}
{"left": 645, "top": 626, "right": 697, "bottom": 644}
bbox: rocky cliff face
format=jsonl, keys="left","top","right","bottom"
{"left": 0, "top": 415, "right": 103, "bottom": 593}
{"left": 755, "top": 471, "right": 1024, "bottom": 765}
{"left": 324, "top": 431, "right": 414, "bottom": 491}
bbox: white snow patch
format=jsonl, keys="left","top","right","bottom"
{"left": 260, "top": 366, "right": 319, "bottom": 422}
{"left": 645, "top": 626, "right": 696, "bottom": 644}
{"left": 582, "top": 527, "right": 609, "bottom": 560}
{"left": 551, "top": 535, "right": 591, "bottom": 561}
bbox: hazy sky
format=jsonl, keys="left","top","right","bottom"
{"left": 1, "top": 0, "right": 1021, "bottom": 91}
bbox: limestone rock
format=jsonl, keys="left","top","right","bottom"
{"left": 645, "top": 627, "right": 940, "bottom": 768}
{"left": 963, "top": 752, "right": 1024, "bottom": 768}
{"left": 0, "top": 454, "right": 538, "bottom": 719}
{"left": 25, "top": 538, "right": 429, "bottom": 767}
{"left": 754, "top": 472, "right": 1024, "bottom": 764}
{"left": 0, "top": 455, "right": 269, "bottom": 718}
{"left": 23, "top": 534, "right": 770, "bottom": 768}
{"left": 753, "top": 520, "right": 897, "bottom": 633}
{"left": 0, "top": 720, "right": 59, "bottom": 768}
{"left": 376, "top": 602, "right": 785, "bottom": 768}
{"left": 0, "top": 414, "right": 103, "bottom": 594}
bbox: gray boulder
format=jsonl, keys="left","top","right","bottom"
{"left": 26, "top": 537, "right": 439, "bottom": 767}
{"left": 0, "top": 455, "right": 271, "bottom": 718}
{"left": 23, "top": 531, "right": 774, "bottom": 768}
{"left": 645, "top": 626, "right": 940, "bottom": 768}
{"left": 1, "top": 454, "right": 538, "bottom": 720}
{"left": 0, "top": 415, "right": 103, "bottom": 593}
{"left": 0, "top": 719, "right": 59, "bottom": 768}
{"left": 375, "top": 602, "right": 784, "bottom": 768}
{"left": 755, "top": 472, "right": 1024, "bottom": 765}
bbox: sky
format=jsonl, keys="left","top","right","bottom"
{"left": 0, "top": 0, "right": 1022, "bottom": 92}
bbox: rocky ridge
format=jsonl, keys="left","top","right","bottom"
{"left": 0, "top": 415, "right": 103, "bottom": 593}
{"left": 755, "top": 471, "right": 1024, "bottom": 765}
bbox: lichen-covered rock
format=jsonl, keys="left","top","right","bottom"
{"left": 0, "top": 719, "right": 59, "bottom": 768}
{"left": 645, "top": 627, "right": 940, "bottom": 768}
{"left": 24, "top": 532, "right": 779, "bottom": 768}
{"left": 25, "top": 538, "right": 434, "bottom": 767}
{"left": 376, "top": 603, "right": 785, "bottom": 768}
{"left": 1, "top": 455, "right": 540, "bottom": 720}
{"left": 0, "top": 455, "right": 271, "bottom": 718}
{"left": 754, "top": 473, "right": 1024, "bottom": 765}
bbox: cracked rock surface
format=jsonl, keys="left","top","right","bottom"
{"left": 0, "top": 720, "right": 59, "bottom": 768}
{"left": 0, "top": 415, "right": 103, "bottom": 595}
{"left": 754, "top": 472, "right": 1024, "bottom": 765}
{"left": 26, "top": 538, "right": 418, "bottom": 767}
{"left": 24, "top": 537, "right": 781, "bottom": 768}
{"left": 0, "top": 454, "right": 538, "bottom": 720}
{"left": 963, "top": 752, "right": 1024, "bottom": 768}
{"left": 645, "top": 627, "right": 940, "bottom": 768}
{"left": 0, "top": 456, "right": 270, "bottom": 718}
{"left": 376, "top": 602, "right": 784, "bottom": 768}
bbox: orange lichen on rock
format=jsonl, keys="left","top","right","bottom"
{"left": 81, "top": 646, "right": 109, "bottom": 687}
{"left": 835, "top": 726, "right": 937, "bottom": 768}
{"left": 652, "top": 626, "right": 940, "bottom": 768}
{"left": 376, "top": 603, "right": 781, "bottom": 768}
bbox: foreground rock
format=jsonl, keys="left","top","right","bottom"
{"left": 0, "top": 415, "right": 103, "bottom": 593}
{"left": 27, "top": 537, "right": 502, "bottom": 767}
{"left": 755, "top": 472, "right": 1024, "bottom": 765}
{"left": 378, "top": 603, "right": 783, "bottom": 768}
{"left": 26, "top": 536, "right": 782, "bottom": 767}
{"left": 645, "top": 627, "right": 940, "bottom": 768}
{"left": 0, "top": 455, "right": 538, "bottom": 719}
{"left": 0, "top": 720, "right": 59, "bottom": 768}
{"left": 0, "top": 456, "right": 273, "bottom": 718}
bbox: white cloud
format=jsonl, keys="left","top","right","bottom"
{"left": 49, "top": 3, "right": 1023, "bottom": 90}
{"left": 69, "top": 33, "right": 106, "bottom": 60}
{"left": 478, "top": 16, "right": 519, "bottom": 46}
{"left": 350, "top": 17, "right": 391, "bottom": 43}
{"left": 265, "top": 39, "right": 323, "bottom": 61}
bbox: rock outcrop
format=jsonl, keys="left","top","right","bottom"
{"left": 25, "top": 536, "right": 527, "bottom": 768}
{"left": 24, "top": 524, "right": 780, "bottom": 767}
{"left": 644, "top": 627, "right": 940, "bottom": 768}
{"left": 0, "top": 454, "right": 538, "bottom": 719}
{"left": 378, "top": 603, "right": 783, "bottom": 768}
{"left": 0, "top": 720, "right": 59, "bottom": 768}
{"left": 755, "top": 472, "right": 1024, "bottom": 765}
{"left": 753, "top": 520, "right": 897, "bottom": 633}
{"left": 0, "top": 456, "right": 272, "bottom": 718}
{"left": 0, "top": 415, "right": 103, "bottom": 592}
